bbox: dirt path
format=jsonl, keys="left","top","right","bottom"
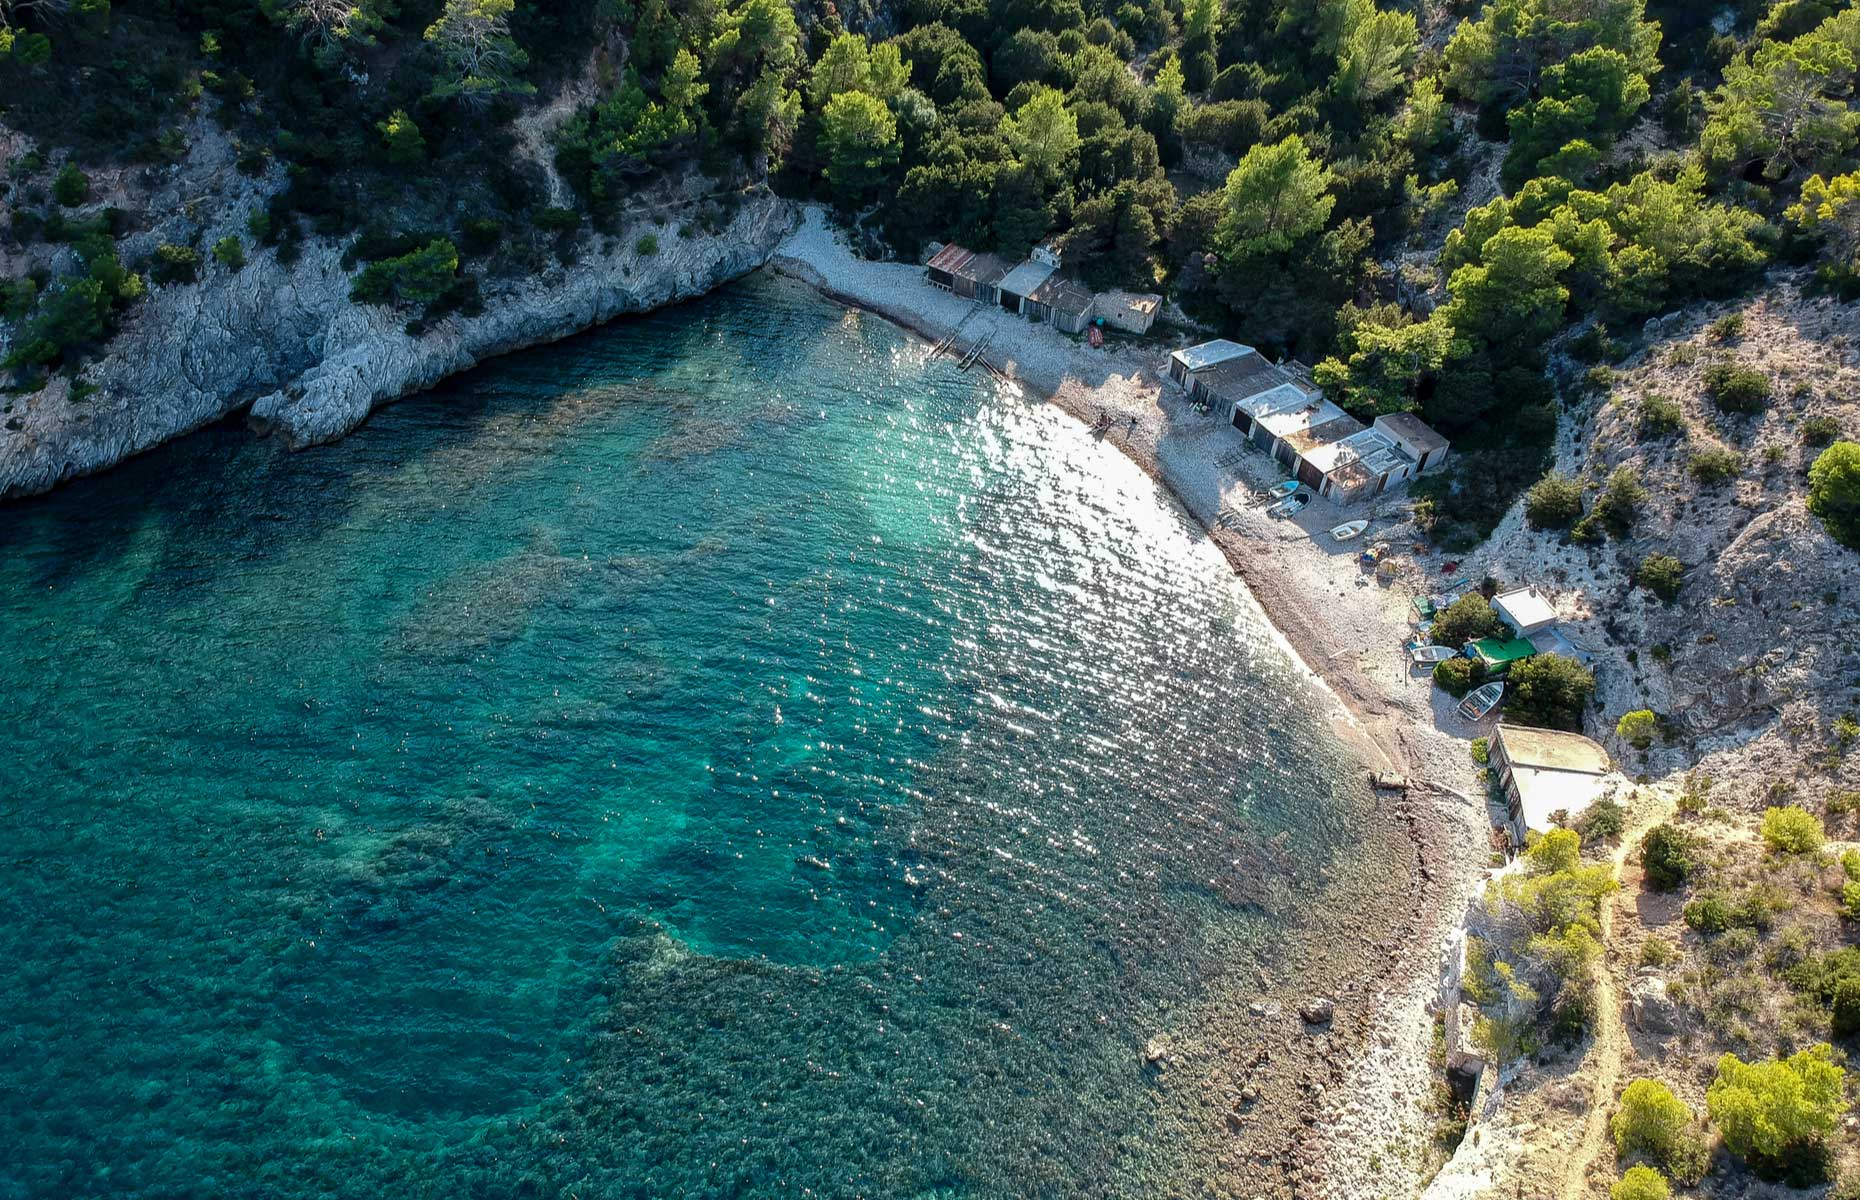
{"left": 1558, "top": 791, "right": 1676, "bottom": 1197}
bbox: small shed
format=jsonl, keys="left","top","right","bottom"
{"left": 1494, "top": 586, "right": 1558, "bottom": 636}
{"left": 1095, "top": 291, "right": 1162, "bottom": 335}
{"left": 1166, "top": 339, "right": 1253, "bottom": 388}
{"left": 1490, "top": 724, "right": 1612, "bottom": 841}
{"left": 1026, "top": 275, "right": 1095, "bottom": 334}
{"left": 1372, "top": 412, "right": 1451, "bottom": 473}
{"left": 997, "top": 259, "right": 1057, "bottom": 314}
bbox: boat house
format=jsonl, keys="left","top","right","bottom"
{"left": 926, "top": 243, "right": 1013, "bottom": 305}
{"left": 1026, "top": 275, "right": 1095, "bottom": 334}
{"left": 1166, "top": 338, "right": 1253, "bottom": 390}
{"left": 1168, "top": 339, "right": 1454, "bottom": 506}
{"left": 1372, "top": 412, "right": 1451, "bottom": 474}
{"left": 997, "top": 257, "right": 1057, "bottom": 315}
{"left": 1095, "top": 290, "right": 1162, "bottom": 335}
{"left": 1489, "top": 724, "right": 1614, "bottom": 842}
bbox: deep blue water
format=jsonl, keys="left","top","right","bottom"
{"left": 0, "top": 274, "right": 1377, "bottom": 1198}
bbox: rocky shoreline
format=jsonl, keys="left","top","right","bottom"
{"left": 0, "top": 130, "right": 795, "bottom": 499}
{"left": 773, "top": 205, "right": 1493, "bottom": 1198}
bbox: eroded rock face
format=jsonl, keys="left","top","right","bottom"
{"left": 0, "top": 139, "right": 794, "bottom": 499}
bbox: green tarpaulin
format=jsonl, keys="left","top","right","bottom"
{"left": 1468, "top": 636, "right": 1536, "bottom": 667}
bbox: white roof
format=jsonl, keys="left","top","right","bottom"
{"left": 1170, "top": 339, "right": 1254, "bottom": 372}
{"left": 1512, "top": 767, "right": 1611, "bottom": 834}
{"left": 1495, "top": 587, "right": 1558, "bottom": 633}
{"left": 1299, "top": 428, "right": 1412, "bottom": 476}
{"left": 1257, "top": 394, "right": 1349, "bottom": 440}
{"left": 999, "top": 259, "right": 1056, "bottom": 297}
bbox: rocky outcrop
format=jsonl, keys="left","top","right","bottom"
{"left": 0, "top": 122, "right": 795, "bottom": 499}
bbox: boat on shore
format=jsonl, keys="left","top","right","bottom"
{"left": 1410, "top": 644, "right": 1457, "bottom": 664}
{"left": 1266, "top": 493, "right": 1309, "bottom": 519}
{"left": 1329, "top": 519, "right": 1368, "bottom": 541}
{"left": 1456, "top": 681, "right": 1504, "bottom": 721}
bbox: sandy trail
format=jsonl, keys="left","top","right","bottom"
{"left": 1559, "top": 792, "right": 1678, "bottom": 1197}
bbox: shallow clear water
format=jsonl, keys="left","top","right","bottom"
{"left": 0, "top": 274, "right": 1378, "bottom": 1197}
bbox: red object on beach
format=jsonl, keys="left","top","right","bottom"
{"left": 1440, "top": 560, "right": 1460, "bottom": 573}
{"left": 1087, "top": 326, "right": 1104, "bottom": 348}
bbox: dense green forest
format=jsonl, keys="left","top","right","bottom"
{"left": 6, "top": 0, "right": 1860, "bottom": 545}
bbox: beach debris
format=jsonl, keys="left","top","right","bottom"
{"left": 1299, "top": 998, "right": 1335, "bottom": 1026}
{"left": 1370, "top": 771, "right": 1409, "bottom": 792}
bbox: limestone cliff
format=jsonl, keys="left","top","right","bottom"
{"left": 0, "top": 122, "right": 795, "bottom": 500}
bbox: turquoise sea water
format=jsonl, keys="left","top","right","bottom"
{"left": 0, "top": 274, "right": 1379, "bottom": 1198}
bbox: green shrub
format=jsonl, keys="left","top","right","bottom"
{"left": 1703, "top": 361, "right": 1772, "bottom": 414}
{"left": 1807, "top": 442, "right": 1860, "bottom": 550}
{"left": 212, "top": 236, "right": 245, "bottom": 270}
{"left": 1593, "top": 466, "right": 1648, "bottom": 537}
{"left": 149, "top": 244, "right": 202, "bottom": 286}
{"left": 1640, "top": 824, "right": 1698, "bottom": 891}
{"left": 350, "top": 238, "right": 460, "bottom": 308}
{"left": 1637, "top": 393, "right": 1687, "bottom": 438}
{"left": 1431, "top": 593, "right": 1509, "bottom": 647}
{"left": 535, "top": 207, "right": 581, "bottom": 234}
{"left": 1576, "top": 794, "right": 1626, "bottom": 842}
{"left": 1687, "top": 884, "right": 1786, "bottom": 933}
{"left": 376, "top": 108, "right": 427, "bottom": 165}
{"left": 1616, "top": 709, "right": 1657, "bottom": 749}
{"left": 1707, "top": 1045, "right": 1846, "bottom": 1180}
{"left": 636, "top": 233, "right": 660, "bottom": 256}
{"left": 1611, "top": 1166, "right": 1670, "bottom": 1200}
{"left": 1433, "top": 656, "right": 1480, "bottom": 697}
{"left": 1502, "top": 654, "right": 1595, "bottom": 732}
{"left": 1709, "top": 313, "right": 1744, "bottom": 341}
{"left": 52, "top": 162, "right": 89, "bottom": 207}
{"left": 1636, "top": 554, "right": 1684, "bottom": 602}
{"left": 1470, "top": 736, "right": 1490, "bottom": 765}
{"left": 1613, "top": 1078, "right": 1700, "bottom": 1180}
{"left": 1525, "top": 473, "right": 1585, "bottom": 529}
{"left": 1834, "top": 977, "right": 1860, "bottom": 1038}
{"left": 1687, "top": 444, "right": 1742, "bottom": 485}
{"left": 1685, "top": 891, "right": 1733, "bottom": 933}
{"left": 1761, "top": 805, "right": 1825, "bottom": 854}
{"left": 1802, "top": 415, "right": 1842, "bottom": 447}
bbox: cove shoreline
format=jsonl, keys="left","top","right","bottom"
{"left": 773, "top": 205, "right": 1492, "bottom": 1199}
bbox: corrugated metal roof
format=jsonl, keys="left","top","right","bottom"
{"left": 954, "top": 252, "right": 1012, "bottom": 285}
{"left": 1169, "top": 339, "right": 1254, "bottom": 372}
{"left": 926, "top": 243, "right": 974, "bottom": 274}
{"left": 1030, "top": 274, "right": 1093, "bottom": 315}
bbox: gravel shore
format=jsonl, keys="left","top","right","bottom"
{"left": 773, "top": 205, "right": 1496, "bottom": 1197}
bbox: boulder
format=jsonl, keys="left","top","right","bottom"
{"left": 1299, "top": 997, "right": 1335, "bottom": 1026}
{"left": 1628, "top": 974, "right": 1680, "bottom": 1034}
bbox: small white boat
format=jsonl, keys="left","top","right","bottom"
{"left": 1456, "top": 681, "right": 1505, "bottom": 721}
{"left": 1329, "top": 519, "right": 1369, "bottom": 541}
{"left": 1410, "top": 644, "right": 1457, "bottom": 664}
{"left": 1267, "top": 494, "right": 1309, "bottom": 519}
{"left": 1265, "top": 480, "right": 1300, "bottom": 500}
